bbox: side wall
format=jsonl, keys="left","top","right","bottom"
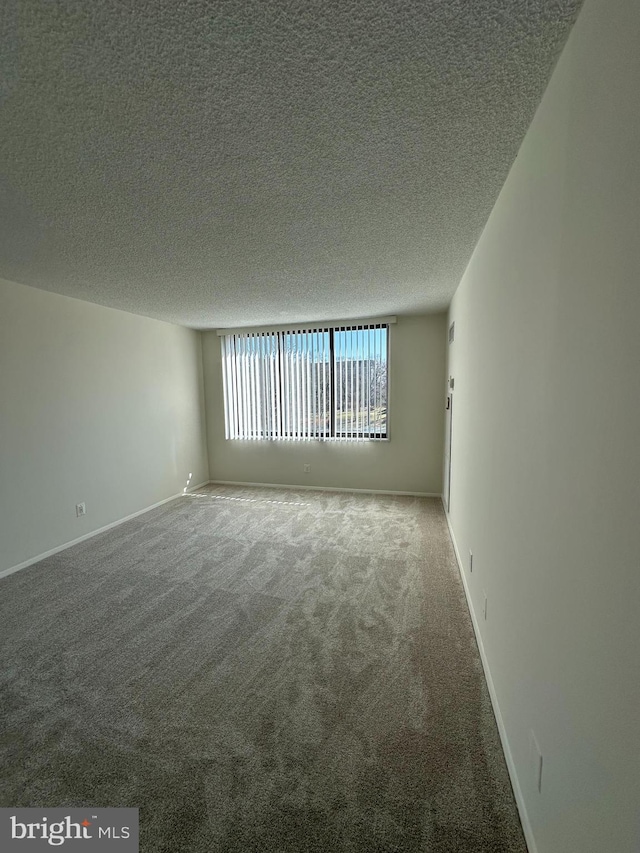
{"left": 202, "top": 314, "right": 446, "bottom": 494}
{"left": 0, "top": 278, "right": 210, "bottom": 575}
{"left": 446, "top": 1, "right": 640, "bottom": 851}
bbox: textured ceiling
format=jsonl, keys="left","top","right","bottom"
{"left": 0, "top": 0, "right": 582, "bottom": 329}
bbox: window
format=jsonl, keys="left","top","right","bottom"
{"left": 221, "top": 323, "right": 389, "bottom": 440}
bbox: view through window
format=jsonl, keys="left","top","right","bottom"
{"left": 221, "top": 324, "right": 388, "bottom": 440}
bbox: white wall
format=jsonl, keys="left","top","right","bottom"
{"left": 0, "top": 278, "right": 210, "bottom": 575}
{"left": 202, "top": 314, "right": 446, "bottom": 494}
{"left": 446, "top": 1, "right": 640, "bottom": 851}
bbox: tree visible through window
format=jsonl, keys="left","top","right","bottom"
{"left": 221, "top": 323, "right": 388, "bottom": 440}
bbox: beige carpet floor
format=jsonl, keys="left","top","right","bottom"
{"left": 0, "top": 484, "right": 526, "bottom": 852}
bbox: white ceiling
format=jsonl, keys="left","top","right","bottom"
{"left": 0, "top": 0, "right": 582, "bottom": 329}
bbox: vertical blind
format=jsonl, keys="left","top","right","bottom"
{"left": 221, "top": 324, "right": 388, "bottom": 440}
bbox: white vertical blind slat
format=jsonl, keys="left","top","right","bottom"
{"left": 260, "top": 334, "right": 267, "bottom": 438}
{"left": 276, "top": 332, "right": 283, "bottom": 439}
{"left": 290, "top": 335, "right": 295, "bottom": 440}
{"left": 306, "top": 331, "right": 311, "bottom": 441}
{"left": 255, "top": 336, "right": 262, "bottom": 438}
{"left": 378, "top": 327, "right": 383, "bottom": 438}
{"left": 238, "top": 336, "right": 245, "bottom": 438}
{"left": 283, "top": 334, "right": 290, "bottom": 438}
{"left": 250, "top": 336, "right": 257, "bottom": 439}
{"left": 377, "top": 326, "right": 382, "bottom": 438}
{"left": 337, "top": 328, "right": 342, "bottom": 439}
{"left": 355, "top": 329, "right": 361, "bottom": 436}
{"left": 269, "top": 334, "right": 276, "bottom": 438}
{"left": 221, "top": 336, "right": 230, "bottom": 439}
{"left": 244, "top": 337, "right": 251, "bottom": 438}
{"left": 365, "top": 328, "right": 370, "bottom": 439}
{"left": 349, "top": 329, "right": 354, "bottom": 438}
{"left": 230, "top": 336, "right": 238, "bottom": 439}
{"left": 311, "top": 331, "right": 317, "bottom": 439}
{"left": 324, "top": 331, "right": 328, "bottom": 438}
{"left": 243, "top": 336, "right": 250, "bottom": 439}
{"left": 249, "top": 336, "right": 255, "bottom": 438}
{"left": 300, "top": 333, "right": 307, "bottom": 440}
{"left": 297, "top": 335, "right": 302, "bottom": 440}
{"left": 373, "top": 327, "right": 378, "bottom": 438}
{"left": 293, "top": 343, "right": 299, "bottom": 440}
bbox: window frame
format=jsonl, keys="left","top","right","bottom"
{"left": 220, "top": 319, "right": 392, "bottom": 442}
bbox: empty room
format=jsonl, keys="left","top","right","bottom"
{"left": 1, "top": 0, "right": 638, "bottom": 852}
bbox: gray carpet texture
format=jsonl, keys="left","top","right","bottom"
{"left": 0, "top": 485, "right": 527, "bottom": 852}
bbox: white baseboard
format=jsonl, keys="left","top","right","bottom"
{"left": 442, "top": 501, "right": 537, "bottom": 853}
{"left": 0, "top": 481, "right": 211, "bottom": 581}
{"left": 210, "top": 480, "right": 440, "bottom": 497}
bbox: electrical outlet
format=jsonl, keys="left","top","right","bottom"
{"left": 76, "top": 502, "right": 86, "bottom": 517}
{"left": 529, "top": 731, "right": 543, "bottom": 793}
{"left": 469, "top": 550, "right": 473, "bottom": 573}
{"left": 483, "top": 591, "right": 487, "bottom": 620}
{"left": 303, "top": 463, "right": 311, "bottom": 473}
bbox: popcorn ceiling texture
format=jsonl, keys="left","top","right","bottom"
{"left": 0, "top": 0, "right": 582, "bottom": 329}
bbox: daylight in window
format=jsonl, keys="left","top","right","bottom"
{"left": 221, "top": 324, "right": 388, "bottom": 440}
